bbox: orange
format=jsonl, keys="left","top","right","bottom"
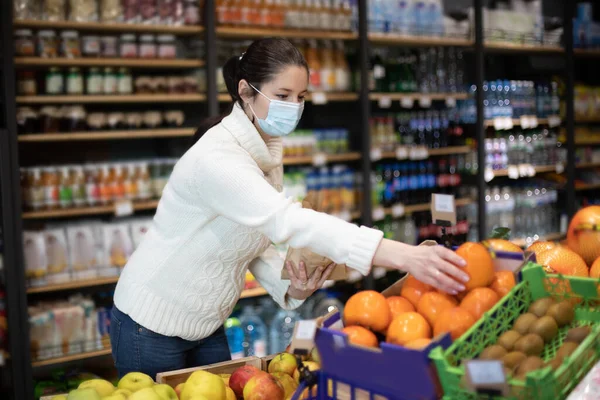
{"left": 536, "top": 247, "right": 589, "bottom": 277}
{"left": 344, "top": 290, "right": 391, "bottom": 333}
{"left": 386, "top": 312, "right": 431, "bottom": 346}
{"left": 591, "top": 256, "right": 600, "bottom": 279}
{"left": 417, "top": 292, "right": 458, "bottom": 327}
{"left": 459, "top": 287, "right": 500, "bottom": 320}
{"left": 489, "top": 271, "right": 516, "bottom": 298}
{"left": 433, "top": 307, "right": 476, "bottom": 340}
{"left": 455, "top": 242, "right": 495, "bottom": 291}
{"left": 400, "top": 276, "right": 433, "bottom": 308}
{"left": 404, "top": 338, "right": 432, "bottom": 350}
{"left": 527, "top": 241, "right": 558, "bottom": 256}
{"left": 403, "top": 275, "right": 434, "bottom": 292}
{"left": 386, "top": 296, "right": 415, "bottom": 318}
{"left": 484, "top": 239, "right": 524, "bottom": 254}
{"left": 341, "top": 326, "right": 379, "bottom": 348}
{"left": 567, "top": 206, "right": 600, "bottom": 265}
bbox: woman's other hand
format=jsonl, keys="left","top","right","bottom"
{"left": 285, "top": 261, "right": 337, "bottom": 300}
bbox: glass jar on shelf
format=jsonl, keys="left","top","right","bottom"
{"left": 117, "top": 68, "right": 133, "bottom": 94}
{"left": 14, "top": 0, "right": 41, "bottom": 20}
{"left": 82, "top": 35, "right": 101, "bottom": 57}
{"left": 37, "top": 30, "right": 58, "bottom": 58}
{"left": 15, "top": 29, "right": 35, "bottom": 57}
{"left": 68, "top": 0, "right": 98, "bottom": 22}
{"left": 17, "top": 71, "right": 38, "bottom": 95}
{"left": 66, "top": 67, "right": 84, "bottom": 95}
{"left": 103, "top": 67, "right": 117, "bottom": 94}
{"left": 86, "top": 68, "right": 103, "bottom": 95}
{"left": 157, "top": 35, "right": 177, "bottom": 59}
{"left": 45, "top": 67, "right": 64, "bottom": 94}
{"left": 60, "top": 31, "right": 81, "bottom": 58}
{"left": 42, "top": 0, "right": 66, "bottom": 21}
{"left": 139, "top": 35, "right": 157, "bottom": 58}
{"left": 120, "top": 34, "right": 138, "bottom": 58}
{"left": 101, "top": 36, "right": 118, "bottom": 57}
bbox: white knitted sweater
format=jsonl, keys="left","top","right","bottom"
{"left": 114, "top": 103, "right": 384, "bottom": 341}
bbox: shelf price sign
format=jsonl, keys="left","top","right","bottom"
{"left": 463, "top": 360, "right": 509, "bottom": 396}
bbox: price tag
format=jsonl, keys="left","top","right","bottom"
{"left": 378, "top": 95, "right": 392, "bottom": 109}
{"left": 312, "top": 152, "right": 327, "bottom": 167}
{"left": 518, "top": 164, "right": 529, "bottom": 177}
{"left": 508, "top": 165, "right": 519, "bottom": 179}
{"left": 484, "top": 167, "right": 495, "bottom": 183}
{"left": 338, "top": 210, "right": 352, "bottom": 222}
{"left": 445, "top": 97, "right": 457, "bottom": 108}
{"left": 114, "top": 199, "right": 134, "bottom": 217}
{"left": 370, "top": 147, "right": 382, "bottom": 162}
{"left": 295, "top": 320, "right": 317, "bottom": 340}
{"left": 504, "top": 117, "right": 514, "bottom": 130}
{"left": 464, "top": 360, "right": 508, "bottom": 395}
{"left": 420, "top": 147, "right": 430, "bottom": 159}
{"left": 520, "top": 115, "right": 530, "bottom": 129}
{"left": 431, "top": 193, "right": 457, "bottom": 226}
{"left": 400, "top": 97, "right": 414, "bottom": 109}
{"left": 372, "top": 207, "right": 385, "bottom": 221}
{"left": 493, "top": 118, "right": 504, "bottom": 131}
{"left": 527, "top": 164, "right": 536, "bottom": 177}
{"left": 409, "top": 146, "right": 428, "bottom": 160}
{"left": 391, "top": 203, "right": 405, "bottom": 218}
{"left": 373, "top": 65, "right": 386, "bottom": 79}
{"left": 311, "top": 92, "right": 328, "bottom": 105}
{"left": 432, "top": 194, "right": 455, "bottom": 213}
{"left": 548, "top": 115, "right": 562, "bottom": 127}
{"left": 555, "top": 163, "right": 565, "bottom": 174}
{"left": 395, "top": 146, "right": 408, "bottom": 160}
{"left": 419, "top": 96, "right": 432, "bottom": 108}
{"left": 529, "top": 116, "right": 539, "bottom": 129}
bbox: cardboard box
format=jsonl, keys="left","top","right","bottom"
{"left": 155, "top": 356, "right": 262, "bottom": 387}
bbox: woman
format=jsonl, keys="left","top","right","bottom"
{"left": 111, "top": 38, "right": 469, "bottom": 379}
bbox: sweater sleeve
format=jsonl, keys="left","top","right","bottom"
{"left": 249, "top": 245, "right": 304, "bottom": 310}
{"left": 192, "top": 147, "right": 383, "bottom": 275}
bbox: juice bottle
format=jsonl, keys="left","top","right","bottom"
{"left": 28, "top": 168, "right": 45, "bottom": 211}
{"left": 229, "top": 0, "right": 242, "bottom": 25}
{"left": 315, "top": 0, "right": 328, "bottom": 30}
{"left": 216, "top": 0, "right": 229, "bottom": 25}
{"left": 305, "top": 40, "right": 321, "bottom": 91}
{"left": 71, "top": 166, "right": 86, "bottom": 207}
{"left": 85, "top": 165, "right": 100, "bottom": 207}
{"left": 112, "top": 164, "right": 126, "bottom": 201}
{"left": 319, "top": 41, "right": 336, "bottom": 92}
{"left": 285, "top": 0, "right": 298, "bottom": 28}
{"left": 137, "top": 162, "right": 152, "bottom": 200}
{"left": 58, "top": 166, "right": 74, "bottom": 209}
{"left": 42, "top": 167, "right": 59, "bottom": 209}
{"left": 334, "top": 40, "right": 351, "bottom": 91}
{"left": 341, "top": 0, "right": 352, "bottom": 31}
{"left": 261, "top": 0, "right": 274, "bottom": 27}
{"left": 124, "top": 163, "right": 138, "bottom": 200}
{"left": 98, "top": 164, "right": 113, "bottom": 205}
{"left": 273, "top": 0, "right": 285, "bottom": 27}
{"left": 240, "top": 0, "right": 252, "bottom": 25}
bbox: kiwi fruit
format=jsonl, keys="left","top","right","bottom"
{"left": 479, "top": 344, "right": 508, "bottom": 360}
{"left": 528, "top": 297, "right": 555, "bottom": 318}
{"left": 565, "top": 326, "right": 592, "bottom": 344}
{"left": 501, "top": 351, "right": 528, "bottom": 370}
{"left": 529, "top": 316, "right": 559, "bottom": 343}
{"left": 513, "top": 313, "right": 539, "bottom": 335}
{"left": 546, "top": 357, "right": 563, "bottom": 371}
{"left": 497, "top": 330, "right": 522, "bottom": 351}
{"left": 546, "top": 301, "right": 575, "bottom": 327}
{"left": 515, "top": 356, "right": 544, "bottom": 378}
{"left": 556, "top": 342, "right": 579, "bottom": 360}
{"left": 513, "top": 333, "right": 545, "bottom": 356}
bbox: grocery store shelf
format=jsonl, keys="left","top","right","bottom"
{"left": 216, "top": 26, "right": 357, "bottom": 40}
{"left": 27, "top": 277, "right": 120, "bottom": 294}
{"left": 574, "top": 48, "right": 600, "bottom": 57}
{"left": 18, "top": 128, "right": 195, "bottom": 142}
{"left": 493, "top": 165, "right": 558, "bottom": 176}
{"left": 369, "top": 92, "right": 468, "bottom": 101}
{"left": 369, "top": 33, "right": 473, "bottom": 47}
{"left": 575, "top": 139, "right": 600, "bottom": 146}
{"left": 32, "top": 348, "right": 112, "bottom": 368}
{"left": 378, "top": 197, "right": 474, "bottom": 221}
{"left": 379, "top": 145, "right": 472, "bottom": 160}
{"left": 14, "top": 57, "right": 204, "bottom": 68}
{"left": 484, "top": 42, "right": 564, "bottom": 54}
{"left": 22, "top": 200, "right": 159, "bottom": 219}
{"left": 484, "top": 117, "right": 559, "bottom": 128}
{"left": 575, "top": 183, "right": 600, "bottom": 192}
{"left": 16, "top": 94, "right": 207, "bottom": 104}
{"left": 239, "top": 287, "right": 268, "bottom": 299}
{"left": 13, "top": 19, "right": 204, "bottom": 34}
{"left": 283, "top": 152, "right": 361, "bottom": 166}
{"left": 218, "top": 92, "right": 359, "bottom": 103}
{"left": 576, "top": 162, "right": 600, "bottom": 169}
{"left": 512, "top": 232, "right": 565, "bottom": 248}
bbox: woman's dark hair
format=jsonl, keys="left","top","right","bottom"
{"left": 191, "top": 38, "right": 308, "bottom": 146}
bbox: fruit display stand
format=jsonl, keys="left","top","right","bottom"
{"left": 156, "top": 356, "right": 262, "bottom": 387}
{"left": 430, "top": 262, "right": 600, "bottom": 399}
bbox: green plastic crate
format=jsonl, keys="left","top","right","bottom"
{"left": 430, "top": 262, "right": 600, "bottom": 400}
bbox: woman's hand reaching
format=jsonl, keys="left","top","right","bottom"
{"left": 285, "top": 261, "right": 337, "bottom": 300}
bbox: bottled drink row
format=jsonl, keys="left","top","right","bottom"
{"left": 371, "top": 159, "right": 474, "bottom": 207}
{"left": 485, "top": 127, "right": 566, "bottom": 171}
{"left": 282, "top": 128, "right": 350, "bottom": 158}
{"left": 370, "top": 47, "right": 466, "bottom": 94}
{"left": 485, "top": 185, "right": 562, "bottom": 242}
{"left": 368, "top": 0, "right": 448, "bottom": 36}
{"left": 216, "top": 0, "right": 354, "bottom": 32}
{"left": 371, "top": 110, "right": 467, "bottom": 152}
{"left": 483, "top": 80, "right": 560, "bottom": 120}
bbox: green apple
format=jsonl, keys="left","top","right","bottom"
{"left": 51, "top": 396, "right": 67, "bottom": 400}
{"left": 118, "top": 372, "right": 154, "bottom": 393}
{"left": 153, "top": 384, "right": 178, "bottom": 400}
{"left": 67, "top": 388, "right": 102, "bottom": 400}
{"left": 112, "top": 389, "right": 132, "bottom": 398}
{"left": 181, "top": 370, "right": 226, "bottom": 400}
{"left": 128, "top": 388, "right": 162, "bottom": 400}
{"left": 101, "top": 394, "right": 127, "bottom": 400}
{"left": 79, "top": 379, "right": 116, "bottom": 397}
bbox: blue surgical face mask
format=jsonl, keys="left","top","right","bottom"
{"left": 247, "top": 83, "right": 304, "bottom": 137}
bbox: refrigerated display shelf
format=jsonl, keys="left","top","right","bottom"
{"left": 368, "top": 33, "right": 473, "bottom": 47}
{"left": 379, "top": 145, "right": 472, "bottom": 160}
{"left": 18, "top": 128, "right": 195, "bottom": 142}
{"left": 512, "top": 232, "right": 565, "bottom": 247}
{"left": 369, "top": 92, "right": 469, "bottom": 101}
{"left": 32, "top": 349, "right": 112, "bottom": 368}
{"left": 484, "top": 117, "right": 560, "bottom": 128}
{"left": 216, "top": 26, "right": 357, "bottom": 40}
{"left": 16, "top": 94, "right": 207, "bottom": 104}
{"left": 484, "top": 42, "right": 564, "bottom": 54}
{"left": 27, "top": 277, "right": 120, "bottom": 294}
{"left": 217, "top": 92, "right": 359, "bottom": 103}
{"left": 283, "top": 152, "right": 361, "bottom": 165}
{"left": 22, "top": 200, "right": 160, "bottom": 219}
{"left": 13, "top": 20, "right": 204, "bottom": 34}
{"left": 493, "top": 165, "right": 559, "bottom": 176}
{"left": 14, "top": 57, "right": 204, "bottom": 68}
{"left": 376, "top": 197, "right": 474, "bottom": 221}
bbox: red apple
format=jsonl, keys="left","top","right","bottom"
{"left": 229, "top": 365, "right": 261, "bottom": 399}
{"left": 174, "top": 383, "right": 185, "bottom": 398}
{"left": 243, "top": 372, "right": 284, "bottom": 400}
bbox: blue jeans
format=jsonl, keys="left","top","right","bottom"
{"left": 110, "top": 307, "right": 231, "bottom": 379}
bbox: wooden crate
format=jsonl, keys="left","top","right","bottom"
{"left": 261, "top": 354, "right": 277, "bottom": 371}
{"left": 156, "top": 356, "right": 262, "bottom": 387}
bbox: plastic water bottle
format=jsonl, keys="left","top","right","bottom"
{"left": 397, "top": 0, "right": 412, "bottom": 34}
{"left": 239, "top": 306, "right": 268, "bottom": 358}
{"left": 413, "top": 1, "right": 427, "bottom": 35}
{"left": 224, "top": 317, "right": 245, "bottom": 360}
{"left": 269, "top": 309, "right": 300, "bottom": 354}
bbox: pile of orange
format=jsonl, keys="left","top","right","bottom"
{"left": 341, "top": 242, "right": 519, "bottom": 349}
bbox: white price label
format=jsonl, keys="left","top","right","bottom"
{"left": 508, "top": 165, "right": 519, "bottom": 179}
{"left": 410, "top": 146, "right": 429, "bottom": 160}
{"left": 527, "top": 164, "right": 536, "bottom": 177}
{"left": 395, "top": 146, "right": 409, "bottom": 160}
{"left": 484, "top": 167, "right": 495, "bottom": 183}
{"left": 465, "top": 360, "right": 506, "bottom": 386}
{"left": 548, "top": 115, "right": 562, "bottom": 127}
{"left": 433, "top": 194, "right": 455, "bottom": 213}
{"left": 421, "top": 147, "right": 430, "bottom": 159}
{"left": 391, "top": 203, "right": 405, "bottom": 218}
{"left": 556, "top": 163, "right": 565, "bottom": 174}
{"left": 493, "top": 118, "right": 504, "bottom": 131}
{"left": 529, "top": 116, "right": 539, "bottom": 129}
{"left": 294, "top": 320, "right": 317, "bottom": 340}
{"left": 400, "top": 97, "right": 414, "bottom": 109}
{"left": 419, "top": 96, "right": 432, "bottom": 108}
{"left": 378, "top": 95, "right": 392, "bottom": 109}
{"left": 370, "top": 147, "right": 382, "bottom": 162}
{"left": 312, "top": 152, "right": 327, "bottom": 167}
{"left": 504, "top": 117, "right": 514, "bottom": 130}
{"left": 372, "top": 207, "right": 385, "bottom": 221}
{"left": 518, "top": 164, "right": 529, "bottom": 177}
{"left": 373, "top": 65, "right": 386, "bottom": 79}
{"left": 520, "top": 116, "right": 530, "bottom": 129}
{"left": 114, "top": 199, "right": 134, "bottom": 217}
{"left": 311, "top": 92, "right": 328, "bottom": 105}
{"left": 445, "top": 97, "right": 457, "bottom": 108}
